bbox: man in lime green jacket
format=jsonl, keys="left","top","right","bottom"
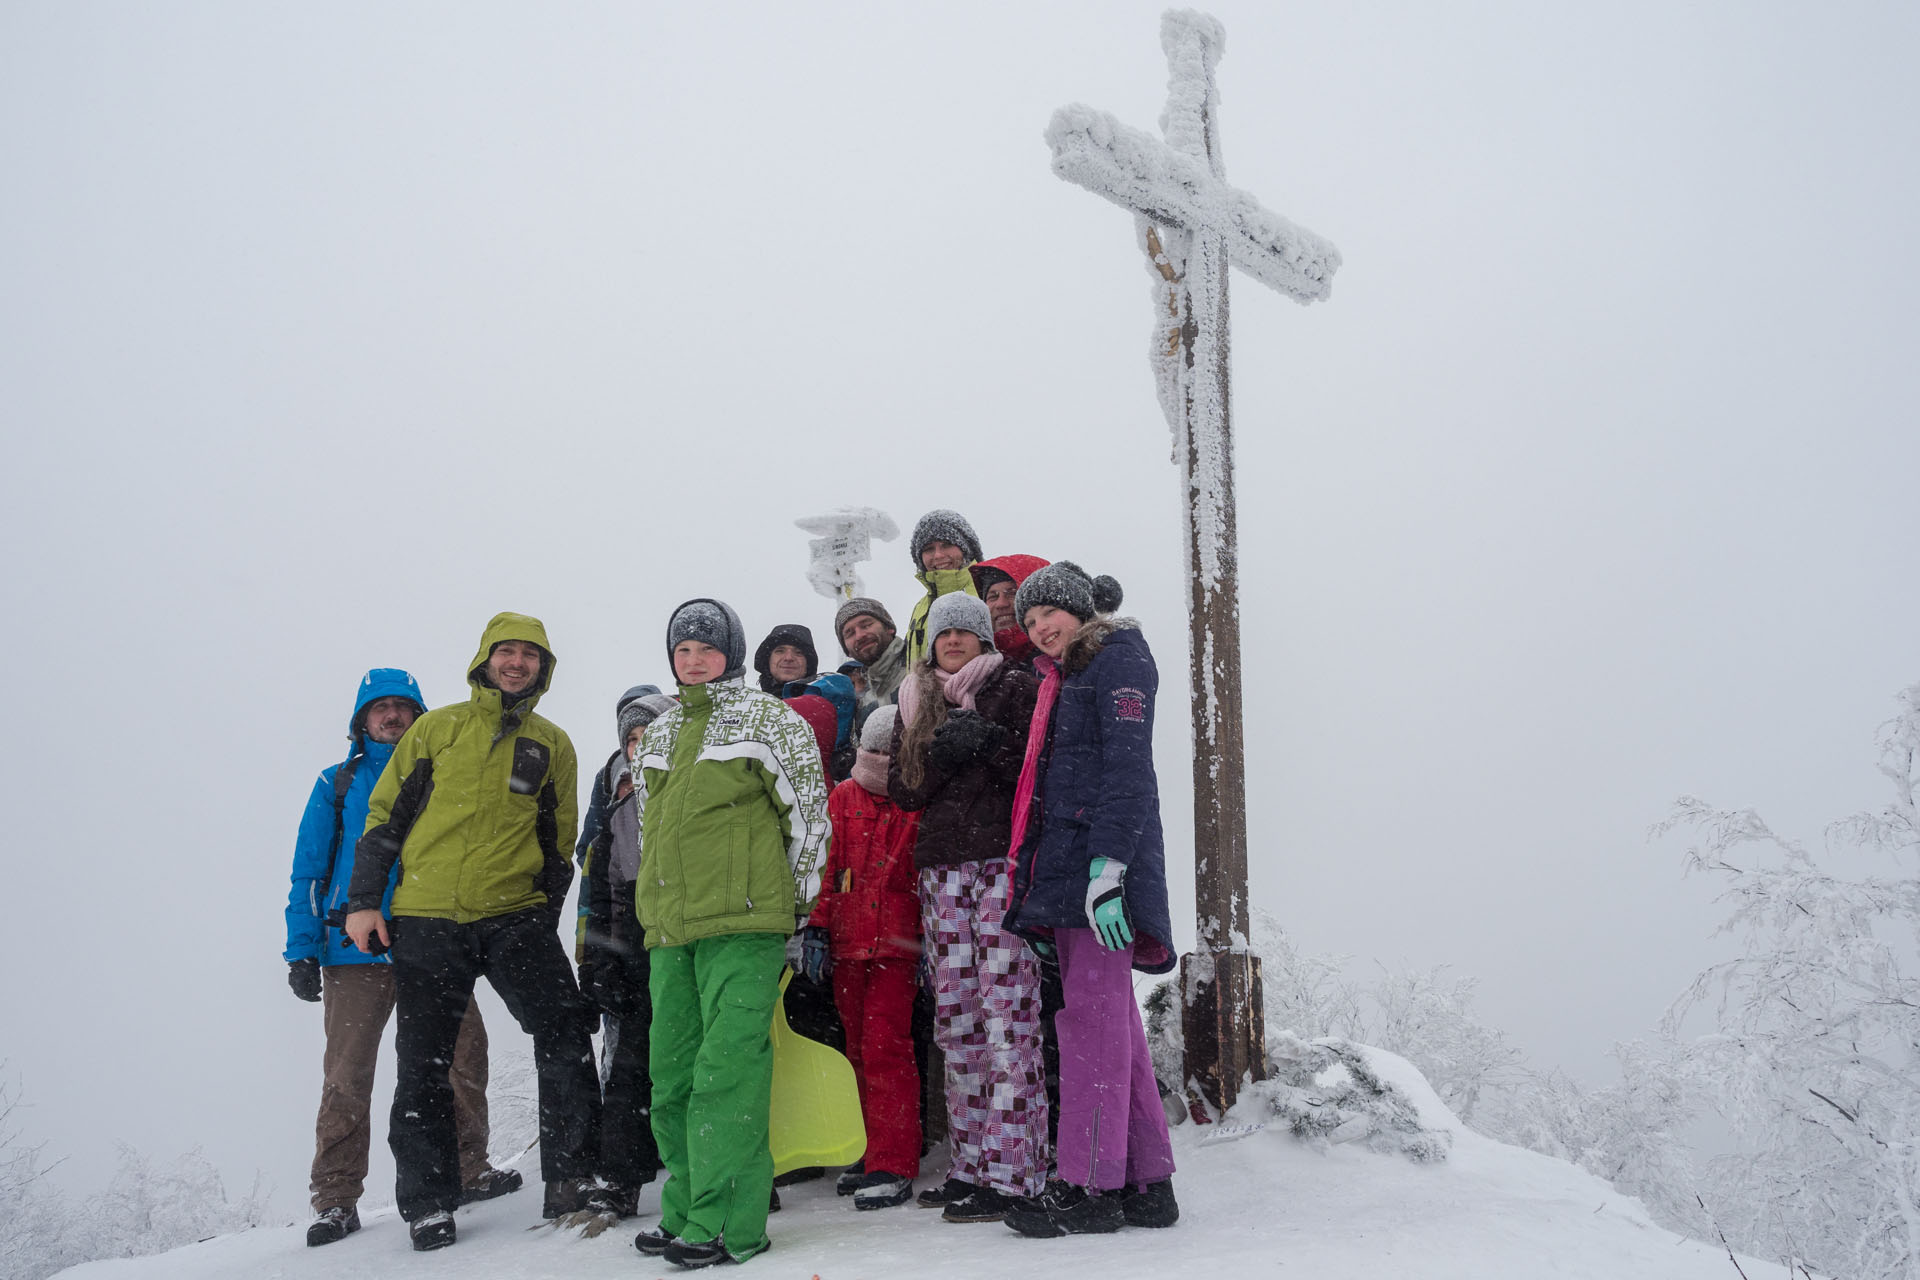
{"left": 344, "top": 612, "right": 603, "bottom": 1250}
{"left": 629, "top": 598, "right": 830, "bottom": 1269}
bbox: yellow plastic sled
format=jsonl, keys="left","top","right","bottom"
{"left": 769, "top": 968, "right": 867, "bottom": 1175}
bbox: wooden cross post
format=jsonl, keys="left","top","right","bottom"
{"left": 1045, "top": 10, "right": 1341, "bottom": 1114}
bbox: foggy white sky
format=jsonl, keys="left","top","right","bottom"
{"left": 3, "top": 1, "right": 1916, "bottom": 1209}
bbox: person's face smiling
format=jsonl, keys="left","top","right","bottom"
{"left": 487, "top": 640, "right": 542, "bottom": 695}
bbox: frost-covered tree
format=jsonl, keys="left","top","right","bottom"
{"left": 1365, "top": 965, "right": 1522, "bottom": 1127}
{"left": 0, "top": 1073, "right": 81, "bottom": 1280}
{"left": 1655, "top": 682, "right": 1920, "bottom": 1279}
{"left": 0, "top": 1071, "right": 269, "bottom": 1280}
{"left": 92, "top": 1144, "right": 268, "bottom": 1262}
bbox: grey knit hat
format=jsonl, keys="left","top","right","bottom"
{"left": 860, "top": 704, "right": 899, "bottom": 754}
{"left": 617, "top": 693, "right": 678, "bottom": 745}
{"left": 616, "top": 683, "right": 662, "bottom": 712}
{"left": 665, "top": 598, "right": 747, "bottom": 681}
{"left": 833, "top": 597, "right": 896, "bottom": 654}
{"left": 908, "top": 508, "right": 983, "bottom": 568}
{"left": 925, "top": 592, "right": 995, "bottom": 650}
{"left": 1013, "top": 560, "right": 1124, "bottom": 627}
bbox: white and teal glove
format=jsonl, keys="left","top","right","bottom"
{"left": 1085, "top": 857, "right": 1133, "bottom": 950}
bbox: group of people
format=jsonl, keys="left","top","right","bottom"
{"left": 282, "top": 508, "right": 1179, "bottom": 1268}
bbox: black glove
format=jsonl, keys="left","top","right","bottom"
{"left": 579, "top": 954, "right": 627, "bottom": 1015}
{"left": 287, "top": 958, "right": 322, "bottom": 1002}
{"left": 928, "top": 709, "right": 1005, "bottom": 772}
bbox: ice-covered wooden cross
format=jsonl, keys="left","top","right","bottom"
{"left": 1044, "top": 9, "right": 1340, "bottom": 1114}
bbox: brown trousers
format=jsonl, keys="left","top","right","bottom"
{"left": 311, "top": 964, "right": 490, "bottom": 1211}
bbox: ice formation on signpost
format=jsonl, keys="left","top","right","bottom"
{"left": 1043, "top": 8, "right": 1340, "bottom": 1115}
{"left": 795, "top": 507, "right": 899, "bottom": 600}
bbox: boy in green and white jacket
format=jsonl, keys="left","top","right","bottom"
{"left": 630, "top": 598, "right": 830, "bottom": 1267}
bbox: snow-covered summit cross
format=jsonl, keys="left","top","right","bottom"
{"left": 1044, "top": 9, "right": 1340, "bottom": 1114}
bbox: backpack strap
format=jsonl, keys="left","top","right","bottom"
{"left": 323, "top": 753, "right": 364, "bottom": 894}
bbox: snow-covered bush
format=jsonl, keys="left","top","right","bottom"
{"left": 1251, "top": 1032, "right": 1452, "bottom": 1162}
{"left": 0, "top": 1072, "right": 268, "bottom": 1280}
{"left": 1654, "top": 682, "right": 1920, "bottom": 1279}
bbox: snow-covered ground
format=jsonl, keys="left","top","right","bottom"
{"left": 55, "top": 1047, "right": 1762, "bottom": 1280}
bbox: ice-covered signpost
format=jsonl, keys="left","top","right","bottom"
{"left": 796, "top": 507, "right": 899, "bottom": 601}
{"left": 1045, "top": 10, "right": 1340, "bottom": 1113}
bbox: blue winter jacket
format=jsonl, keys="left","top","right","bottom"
{"left": 1007, "top": 620, "right": 1175, "bottom": 974}
{"left": 283, "top": 669, "right": 425, "bottom": 967}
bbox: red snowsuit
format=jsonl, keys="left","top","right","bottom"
{"left": 808, "top": 774, "right": 923, "bottom": 1178}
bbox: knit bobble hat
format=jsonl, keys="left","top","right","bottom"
{"left": 860, "top": 704, "right": 899, "bottom": 755}
{"left": 665, "top": 598, "right": 748, "bottom": 681}
{"left": 1013, "top": 560, "right": 1124, "bottom": 627}
{"left": 925, "top": 592, "right": 995, "bottom": 650}
{"left": 617, "top": 693, "right": 678, "bottom": 745}
{"left": 833, "top": 597, "right": 896, "bottom": 653}
{"left": 908, "top": 508, "right": 983, "bottom": 568}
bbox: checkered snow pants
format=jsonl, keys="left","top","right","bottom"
{"left": 919, "top": 859, "right": 1049, "bottom": 1197}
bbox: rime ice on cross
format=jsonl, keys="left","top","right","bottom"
{"left": 1044, "top": 9, "right": 1340, "bottom": 1114}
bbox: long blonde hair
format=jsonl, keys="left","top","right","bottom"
{"left": 896, "top": 658, "right": 949, "bottom": 790}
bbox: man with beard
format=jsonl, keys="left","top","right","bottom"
{"left": 834, "top": 598, "right": 907, "bottom": 709}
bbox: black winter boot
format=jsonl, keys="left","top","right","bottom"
{"left": 916, "top": 1176, "right": 972, "bottom": 1208}
{"left": 457, "top": 1166, "right": 523, "bottom": 1205}
{"left": 852, "top": 1171, "right": 914, "bottom": 1210}
{"left": 1004, "top": 1182, "right": 1124, "bottom": 1237}
{"left": 1121, "top": 1178, "right": 1179, "bottom": 1228}
{"left": 305, "top": 1205, "right": 360, "bottom": 1247}
{"left": 409, "top": 1210, "right": 456, "bottom": 1251}
{"left": 942, "top": 1184, "right": 1017, "bottom": 1223}
{"left": 635, "top": 1224, "right": 679, "bottom": 1255}
{"left": 664, "top": 1236, "right": 737, "bottom": 1268}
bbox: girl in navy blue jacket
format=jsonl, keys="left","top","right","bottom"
{"left": 1003, "top": 564, "right": 1178, "bottom": 1238}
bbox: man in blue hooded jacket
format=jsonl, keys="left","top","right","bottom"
{"left": 284, "top": 668, "right": 519, "bottom": 1247}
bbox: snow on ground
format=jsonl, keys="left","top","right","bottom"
{"left": 55, "top": 1045, "right": 1762, "bottom": 1280}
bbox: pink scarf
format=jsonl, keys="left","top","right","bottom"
{"left": 851, "top": 748, "right": 889, "bottom": 796}
{"left": 896, "top": 651, "right": 1003, "bottom": 728}
{"left": 1005, "top": 654, "right": 1061, "bottom": 872}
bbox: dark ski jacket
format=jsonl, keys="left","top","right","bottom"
{"left": 1007, "top": 619, "right": 1174, "bottom": 974}
{"left": 887, "top": 661, "right": 1038, "bottom": 871}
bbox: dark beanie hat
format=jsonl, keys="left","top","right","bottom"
{"left": 617, "top": 693, "right": 678, "bottom": 745}
{"left": 665, "top": 599, "right": 747, "bottom": 681}
{"left": 754, "top": 623, "right": 819, "bottom": 694}
{"left": 833, "top": 597, "right": 896, "bottom": 653}
{"left": 1013, "top": 560, "right": 1124, "bottom": 626}
{"left": 908, "top": 508, "right": 983, "bottom": 568}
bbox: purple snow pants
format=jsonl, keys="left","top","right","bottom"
{"left": 1053, "top": 928, "right": 1177, "bottom": 1192}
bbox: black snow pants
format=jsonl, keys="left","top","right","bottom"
{"left": 596, "top": 926, "right": 662, "bottom": 1189}
{"left": 389, "top": 909, "right": 601, "bottom": 1220}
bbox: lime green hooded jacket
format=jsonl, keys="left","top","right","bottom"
{"left": 348, "top": 613, "right": 579, "bottom": 924}
{"left": 631, "top": 676, "right": 829, "bottom": 948}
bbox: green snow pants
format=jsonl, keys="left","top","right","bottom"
{"left": 648, "top": 932, "right": 785, "bottom": 1261}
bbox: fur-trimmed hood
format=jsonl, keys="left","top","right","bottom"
{"left": 1062, "top": 615, "right": 1142, "bottom": 677}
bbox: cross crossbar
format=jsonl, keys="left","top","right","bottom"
{"left": 1045, "top": 103, "right": 1341, "bottom": 304}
